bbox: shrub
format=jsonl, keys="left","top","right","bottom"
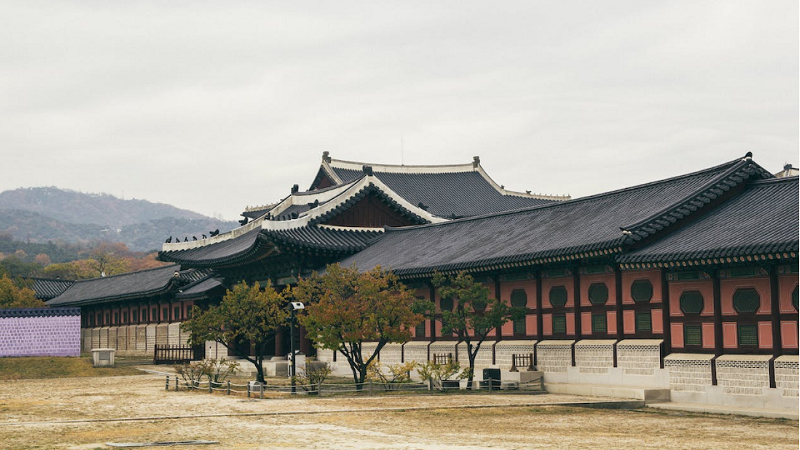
{"left": 416, "top": 359, "right": 461, "bottom": 391}
{"left": 367, "top": 360, "right": 418, "bottom": 391}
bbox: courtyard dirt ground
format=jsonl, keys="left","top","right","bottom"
{"left": 0, "top": 370, "right": 796, "bottom": 450}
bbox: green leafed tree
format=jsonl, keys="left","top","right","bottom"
{"left": 419, "top": 271, "right": 526, "bottom": 389}
{"left": 293, "top": 264, "right": 423, "bottom": 389}
{"left": 181, "top": 281, "right": 288, "bottom": 384}
{"left": 0, "top": 274, "right": 46, "bottom": 309}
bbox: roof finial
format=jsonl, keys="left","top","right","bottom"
{"left": 362, "top": 165, "right": 373, "bottom": 176}
{"left": 744, "top": 151, "right": 753, "bottom": 160}
{"left": 291, "top": 184, "right": 299, "bottom": 194}
{"left": 472, "top": 156, "right": 480, "bottom": 169}
{"left": 322, "top": 151, "right": 331, "bottom": 163}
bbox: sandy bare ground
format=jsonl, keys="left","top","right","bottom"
{"left": 0, "top": 371, "right": 796, "bottom": 450}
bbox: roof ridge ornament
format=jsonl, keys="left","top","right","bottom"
{"left": 362, "top": 165, "right": 373, "bottom": 176}
{"left": 322, "top": 151, "right": 331, "bottom": 163}
{"left": 743, "top": 151, "right": 753, "bottom": 161}
{"left": 473, "top": 156, "right": 480, "bottom": 169}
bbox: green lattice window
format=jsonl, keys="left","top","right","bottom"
{"left": 684, "top": 324, "right": 702, "bottom": 346}
{"left": 511, "top": 289, "right": 527, "bottom": 335}
{"left": 679, "top": 291, "right": 704, "bottom": 314}
{"left": 162, "top": 307, "right": 169, "bottom": 321}
{"left": 733, "top": 288, "right": 760, "bottom": 314}
{"left": 588, "top": 283, "right": 609, "bottom": 305}
{"left": 591, "top": 314, "right": 607, "bottom": 333}
{"left": 415, "top": 321, "right": 426, "bottom": 338}
{"left": 549, "top": 286, "right": 568, "bottom": 307}
{"left": 738, "top": 324, "right": 758, "bottom": 346}
{"left": 174, "top": 306, "right": 181, "bottom": 321}
{"left": 631, "top": 280, "right": 653, "bottom": 303}
{"left": 792, "top": 286, "right": 798, "bottom": 311}
{"left": 553, "top": 314, "right": 567, "bottom": 334}
{"left": 636, "top": 312, "right": 652, "bottom": 332}
{"left": 132, "top": 310, "right": 139, "bottom": 322}
{"left": 440, "top": 298, "right": 454, "bottom": 311}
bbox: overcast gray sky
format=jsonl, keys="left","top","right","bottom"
{"left": 1, "top": 1, "right": 797, "bottom": 220}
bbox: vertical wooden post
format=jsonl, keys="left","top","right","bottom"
{"left": 712, "top": 270, "right": 723, "bottom": 358}
{"left": 208, "top": 380, "right": 212, "bottom": 394}
{"left": 615, "top": 266, "right": 623, "bottom": 341}
{"left": 573, "top": 267, "right": 582, "bottom": 344}
{"left": 259, "top": 383, "right": 264, "bottom": 399}
{"left": 769, "top": 266, "right": 783, "bottom": 357}
{"left": 247, "top": 382, "right": 251, "bottom": 398}
{"left": 661, "top": 270, "right": 672, "bottom": 358}
{"left": 165, "top": 376, "right": 169, "bottom": 391}
{"left": 535, "top": 271, "right": 543, "bottom": 342}
{"left": 227, "top": 380, "right": 231, "bottom": 395}
{"left": 174, "top": 376, "right": 178, "bottom": 391}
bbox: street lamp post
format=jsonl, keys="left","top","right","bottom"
{"left": 289, "top": 302, "right": 304, "bottom": 394}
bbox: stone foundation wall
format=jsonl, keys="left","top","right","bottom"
{"left": 574, "top": 340, "right": 615, "bottom": 374}
{"left": 617, "top": 340, "right": 662, "bottom": 376}
{"left": 456, "top": 342, "right": 493, "bottom": 368}
{"left": 402, "top": 343, "right": 429, "bottom": 364}
{"left": 379, "top": 344, "right": 403, "bottom": 365}
{"left": 494, "top": 340, "right": 536, "bottom": 370}
{"left": 536, "top": 340, "right": 574, "bottom": 373}
{"left": 664, "top": 354, "right": 713, "bottom": 392}
{"left": 775, "top": 355, "right": 799, "bottom": 397}
{"left": 429, "top": 342, "right": 457, "bottom": 361}
{"left": 0, "top": 308, "right": 81, "bottom": 357}
{"left": 715, "top": 355, "right": 771, "bottom": 396}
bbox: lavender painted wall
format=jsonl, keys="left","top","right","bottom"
{"left": 0, "top": 308, "right": 81, "bottom": 357}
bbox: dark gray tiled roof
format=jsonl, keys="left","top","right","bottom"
{"left": 0, "top": 307, "right": 80, "bottom": 318}
{"left": 159, "top": 228, "right": 268, "bottom": 267}
{"left": 262, "top": 226, "right": 383, "bottom": 254}
{"left": 619, "top": 177, "right": 799, "bottom": 264}
{"left": 26, "top": 278, "right": 75, "bottom": 300}
{"left": 337, "top": 157, "right": 768, "bottom": 276}
{"left": 47, "top": 265, "right": 181, "bottom": 306}
{"left": 176, "top": 277, "right": 224, "bottom": 300}
{"left": 331, "top": 168, "right": 555, "bottom": 218}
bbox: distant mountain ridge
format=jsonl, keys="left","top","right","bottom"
{"left": 0, "top": 187, "right": 237, "bottom": 252}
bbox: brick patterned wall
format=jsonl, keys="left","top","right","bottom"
{"left": 495, "top": 341, "right": 536, "bottom": 370}
{"left": 775, "top": 357, "right": 799, "bottom": 397}
{"left": 403, "top": 343, "right": 429, "bottom": 364}
{"left": 664, "top": 357, "right": 713, "bottom": 392}
{"left": 316, "top": 348, "right": 335, "bottom": 363}
{"left": 574, "top": 342, "right": 614, "bottom": 374}
{"left": 379, "top": 344, "right": 403, "bottom": 365}
{"left": 430, "top": 342, "right": 457, "bottom": 361}
{"left": 716, "top": 358, "right": 770, "bottom": 396}
{"left": 456, "top": 342, "right": 493, "bottom": 368}
{"left": 617, "top": 341, "right": 662, "bottom": 376}
{"left": 536, "top": 342, "right": 572, "bottom": 373}
{"left": 0, "top": 312, "right": 80, "bottom": 357}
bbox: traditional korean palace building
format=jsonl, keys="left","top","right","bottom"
{"left": 47, "top": 152, "right": 798, "bottom": 410}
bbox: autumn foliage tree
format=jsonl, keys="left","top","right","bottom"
{"left": 181, "top": 281, "right": 288, "bottom": 384}
{"left": 0, "top": 274, "right": 46, "bottom": 309}
{"left": 418, "top": 272, "right": 526, "bottom": 389}
{"left": 293, "top": 264, "right": 423, "bottom": 388}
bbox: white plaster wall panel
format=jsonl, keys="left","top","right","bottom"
{"left": 99, "top": 327, "right": 109, "bottom": 348}
{"left": 495, "top": 340, "right": 537, "bottom": 370}
{"left": 91, "top": 328, "right": 100, "bottom": 349}
{"left": 536, "top": 340, "right": 574, "bottom": 374}
{"left": 664, "top": 354, "right": 713, "bottom": 392}
{"left": 155, "top": 325, "right": 169, "bottom": 346}
{"left": 316, "top": 348, "right": 335, "bottom": 363}
{"left": 617, "top": 340, "right": 662, "bottom": 376}
{"left": 775, "top": 355, "right": 799, "bottom": 397}
{"left": 715, "top": 355, "right": 771, "bottom": 396}
{"left": 145, "top": 324, "right": 158, "bottom": 351}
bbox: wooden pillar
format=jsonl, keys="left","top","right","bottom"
{"left": 573, "top": 267, "right": 582, "bottom": 341}
{"left": 615, "top": 266, "right": 623, "bottom": 339}
{"left": 712, "top": 270, "right": 723, "bottom": 357}
{"left": 769, "top": 266, "right": 783, "bottom": 357}
{"left": 429, "top": 282, "right": 437, "bottom": 342}
{"left": 274, "top": 327, "right": 285, "bottom": 356}
{"left": 661, "top": 270, "right": 672, "bottom": 356}
{"left": 535, "top": 270, "right": 543, "bottom": 342}
{"left": 494, "top": 276, "right": 502, "bottom": 341}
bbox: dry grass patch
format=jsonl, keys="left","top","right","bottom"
{"left": 0, "top": 356, "right": 142, "bottom": 380}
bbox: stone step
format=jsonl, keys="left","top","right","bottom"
{"left": 544, "top": 382, "right": 670, "bottom": 403}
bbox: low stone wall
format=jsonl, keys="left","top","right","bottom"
{"left": 716, "top": 354, "right": 771, "bottom": 396}
{"left": 0, "top": 308, "right": 81, "bottom": 357}
{"left": 663, "top": 353, "right": 714, "bottom": 392}
{"left": 379, "top": 344, "right": 403, "bottom": 365}
{"left": 775, "top": 355, "right": 799, "bottom": 397}
{"left": 574, "top": 340, "right": 615, "bottom": 374}
{"left": 79, "top": 323, "right": 194, "bottom": 357}
{"left": 617, "top": 339, "right": 662, "bottom": 376}
{"left": 402, "top": 342, "right": 429, "bottom": 364}
{"left": 429, "top": 342, "right": 457, "bottom": 361}
{"left": 536, "top": 340, "right": 574, "bottom": 374}
{"left": 456, "top": 341, "right": 494, "bottom": 368}
{"left": 494, "top": 340, "right": 536, "bottom": 370}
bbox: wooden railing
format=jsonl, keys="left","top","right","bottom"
{"left": 433, "top": 353, "right": 454, "bottom": 365}
{"left": 154, "top": 344, "right": 202, "bottom": 364}
{"left": 510, "top": 353, "right": 535, "bottom": 372}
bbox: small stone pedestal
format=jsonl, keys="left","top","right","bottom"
{"left": 91, "top": 348, "right": 115, "bottom": 367}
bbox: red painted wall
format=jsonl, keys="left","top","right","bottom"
{"left": 720, "top": 277, "right": 771, "bottom": 315}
